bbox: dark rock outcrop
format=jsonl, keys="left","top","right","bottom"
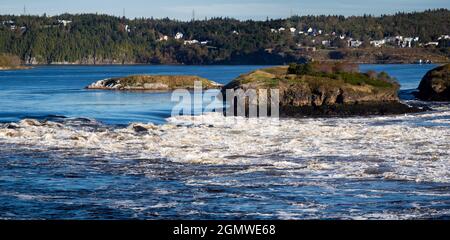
{"left": 417, "top": 64, "right": 450, "bottom": 101}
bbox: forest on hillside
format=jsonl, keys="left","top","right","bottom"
{"left": 0, "top": 9, "right": 449, "bottom": 64}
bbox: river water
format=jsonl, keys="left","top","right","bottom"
{"left": 0, "top": 64, "right": 449, "bottom": 219}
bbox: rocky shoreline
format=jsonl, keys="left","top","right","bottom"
{"left": 0, "top": 66, "right": 31, "bottom": 71}
{"left": 19, "top": 48, "right": 450, "bottom": 66}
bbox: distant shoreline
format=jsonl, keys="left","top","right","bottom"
{"left": 0, "top": 66, "right": 32, "bottom": 71}
{"left": 22, "top": 61, "right": 446, "bottom": 67}
{"left": 23, "top": 48, "right": 449, "bottom": 66}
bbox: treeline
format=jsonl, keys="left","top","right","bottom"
{"left": 0, "top": 9, "right": 449, "bottom": 65}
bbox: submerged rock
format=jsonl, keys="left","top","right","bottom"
{"left": 132, "top": 125, "right": 148, "bottom": 133}
{"left": 86, "top": 75, "right": 222, "bottom": 91}
{"left": 417, "top": 64, "right": 450, "bottom": 101}
{"left": 222, "top": 62, "right": 423, "bottom": 116}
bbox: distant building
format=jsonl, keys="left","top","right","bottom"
{"left": 1, "top": 20, "right": 14, "bottom": 25}
{"left": 278, "top": 27, "right": 286, "bottom": 32}
{"left": 58, "top": 20, "right": 72, "bottom": 26}
{"left": 438, "top": 35, "right": 450, "bottom": 40}
{"left": 307, "top": 27, "right": 313, "bottom": 33}
{"left": 401, "top": 37, "right": 414, "bottom": 48}
{"left": 321, "top": 40, "right": 331, "bottom": 47}
{"left": 124, "top": 25, "right": 131, "bottom": 33}
{"left": 370, "top": 39, "right": 386, "bottom": 48}
{"left": 348, "top": 39, "right": 363, "bottom": 48}
{"left": 289, "top": 27, "right": 296, "bottom": 33}
{"left": 158, "top": 35, "right": 169, "bottom": 41}
{"left": 385, "top": 36, "right": 404, "bottom": 46}
{"left": 232, "top": 30, "right": 239, "bottom": 35}
{"left": 184, "top": 39, "right": 199, "bottom": 45}
{"left": 174, "top": 32, "right": 184, "bottom": 40}
{"left": 425, "top": 42, "right": 439, "bottom": 47}
{"left": 200, "top": 40, "right": 209, "bottom": 45}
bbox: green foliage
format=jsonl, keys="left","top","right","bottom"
{"left": 288, "top": 63, "right": 313, "bottom": 75}
{"left": 287, "top": 62, "right": 396, "bottom": 88}
{"left": 0, "top": 9, "right": 449, "bottom": 64}
{"left": 0, "top": 54, "right": 21, "bottom": 67}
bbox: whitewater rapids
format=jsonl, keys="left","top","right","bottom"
{"left": 1, "top": 106, "right": 449, "bottom": 184}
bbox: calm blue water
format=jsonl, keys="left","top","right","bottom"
{"left": 1, "top": 64, "right": 449, "bottom": 220}
{"left": 0, "top": 64, "right": 436, "bottom": 125}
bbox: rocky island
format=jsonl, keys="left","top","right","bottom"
{"left": 416, "top": 64, "right": 450, "bottom": 101}
{"left": 86, "top": 75, "right": 222, "bottom": 91}
{"left": 223, "top": 62, "right": 423, "bottom": 117}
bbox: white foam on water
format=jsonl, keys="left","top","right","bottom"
{"left": 0, "top": 108, "right": 449, "bottom": 183}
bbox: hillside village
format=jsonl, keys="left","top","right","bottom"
{"left": 3, "top": 17, "right": 447, "bottom": 49}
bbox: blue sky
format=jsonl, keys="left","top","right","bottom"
{"left": 0, "top": 0, "right": 449, "bottom": 20}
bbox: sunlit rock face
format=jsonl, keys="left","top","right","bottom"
{"left": 223, "top": 63, "right": 423, "bottom": 116}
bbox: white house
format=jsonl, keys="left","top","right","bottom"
{"left": 159, "top": 35, "right": 169, "bottom": 41}
{"left": 307, "top": 27, "right": 313, "bottom": 33}
{"left": 321, "top": 40, "right": 331, "bottom": 47}
{"left": 270, "top": 28, "right": 277, "bottom": 33}
{"left": 278, "top": 27, "right": 286, "bottom": 32}
{"left": 370, "top": 39, "right": 386, "bottom": 48}
{"left": 58, "top": 20, "right": 72, "bottom": 26}
{"left": 348, "top": 39, "right": 363, "bottom": 48}
{"left": 124, "top": 25, "right": 130, "bottom": 33}
{"left": 425, "top": 42, "right": 439, "bottom": 47}
{"left": 290, "top": 27, "right": 296, "bottom": 33}
{"left": 2, "top": 20, "right": 14, "bottom": 25}
{"left": 184, "top": 39, "right": 199, "bottom": 45}
{"left": 200, "top": 40, "right": 209, "bottom": 45}
{"left": 401, "top": 37, "right": 414, "bottom": 48}
{"left": 232, "top": 30, "right": 239, "bottom": 35}
{"left": 385, "top": 36, "right": 404, "bottom": 46}
{"left": 174, "top": 32, "right": 184, "bottom": 40}
{"left": 438, "top": 35, "right": 450, "bottom": 40}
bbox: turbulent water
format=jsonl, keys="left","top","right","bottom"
{"left": 0, "top": 65, "right": 449, "bottom": 219}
